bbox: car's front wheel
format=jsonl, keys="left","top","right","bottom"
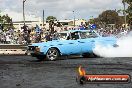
{"left": 46, "top": 48, "right": 60, "bottom": 61}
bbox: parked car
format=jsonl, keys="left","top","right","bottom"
{"left": 28, "top": 30, "right": 117, "bottom": 61}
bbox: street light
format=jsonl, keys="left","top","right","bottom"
{"left": 73, "top": 11, "right": 75, "bottom": 27}
{"left": 23, "top": 0, "right": 27, "bottom": 26}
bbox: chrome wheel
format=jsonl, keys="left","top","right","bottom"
{"left": 46, "top": 48, "right": 59, "bottom": 61}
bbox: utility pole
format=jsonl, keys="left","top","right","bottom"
{"left": 123, "top": 1, "right": 127, "bottom": 28}
{"left": 43, "top": 10, "right": 45, "bottom": 27}
{"left": 73, "top": 11, "right": 75, "bottom": 27}
{"left": 23, "top": 0, "right": 27, "bottom": 26}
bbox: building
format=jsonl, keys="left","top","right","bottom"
{"left": 13, "top": 21, "right": 49, "bottom": 31}
{"left": 58, "top": 19, "right": 86, "bottom": 26}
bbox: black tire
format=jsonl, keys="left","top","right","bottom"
{"left": 93, "top": 53, "right": 100, "bottom": 58}
{"left": 82, "top": 53, "right": 99, "bottom": 58}
{"left": 36, "top": 55, "right": 46, "bottom": 61}
{"left": 46, "top": 48, "right": 60, "bottom": 61}
{"left": 82, "top": 53, "right": 90, "bottom": 58}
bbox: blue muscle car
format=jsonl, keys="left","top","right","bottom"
{"left": 28, "top": 30, "right": 117, "bottom": 61}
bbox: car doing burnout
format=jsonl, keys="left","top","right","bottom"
{"left": 28, "top": 30, "right": 117, "bottom": 61}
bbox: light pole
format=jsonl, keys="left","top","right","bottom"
{"left": 43, "top": 10, "right": 45, "bottom": 27}
{"left": 73, "top": 11, "right": 75, "bottom": 27}
{"left": 123, "top": 1, "right": 127, "bottom": 28}
{"left": 23, "top": 0, "right": 27, "bottom": 26}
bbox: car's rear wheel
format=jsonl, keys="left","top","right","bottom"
{"left": 93, "top": 53, "right": 100, "bottom": 57}
{"left": 46, "top": 48, "right": 60, "bottom": 61}
{"left": 82, "top": 52, "right": 99, "bottom": 58}
{"left": 82, "top": 53, "right": 90, "bottom": 58}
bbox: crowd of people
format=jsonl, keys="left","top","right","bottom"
{"left": 0, "top": 24, "right": 59, "bottom": 44}
{"left": 0, "top": 26, "right": 35, "bottom": 44}
{"left": 0, "top": 24, "right": 131, "bottom": 45}
{"left": 97, "top": 27, "right": 131, "bottom": 37}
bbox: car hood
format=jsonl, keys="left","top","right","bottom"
{"left": 29, "top": 40, "right": 69, "bottom": 47}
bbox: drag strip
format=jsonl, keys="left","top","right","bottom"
{"left": 0, "top": 56, "right": 132, "bottom": 88}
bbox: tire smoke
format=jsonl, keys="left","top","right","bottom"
{"left": 93, "top": 32, "right": 132, "bottom": 57}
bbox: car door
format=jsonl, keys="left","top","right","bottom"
{"left": 78, "top": 31, "right": 98, "bottom": 54}
{"left": 66, "top": 40, "right": 81, "bottom": 54}
{"left": 64, "top": 32, "right": 81, "bottom": 55}
{"left": 77, "top": 38, "right": 94, "bottom": 54}
{"left": 56, "top": 32, "right": 81, "bottom": 55}
{"left": 56, "top": 39, "right": 81, "bottom": 55}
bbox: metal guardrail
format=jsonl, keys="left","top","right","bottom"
{"left": 0, "top": 44, "right": 28, "bottom": 55}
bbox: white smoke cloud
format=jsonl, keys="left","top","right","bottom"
{"left": 93, "top": 32, "right": 132, "bottom": 57}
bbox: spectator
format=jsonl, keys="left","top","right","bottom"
{"left": 18, "top": 34, "right": 23, "bottom": 44}
{"left": 6, "top": 34, "right": 11, "bottom": 44}
{"left": 45, "top": 33, "right": 51, "bottom": 41}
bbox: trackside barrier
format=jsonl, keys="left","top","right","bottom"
{"left": 0, "top": 49, "right": 27, "bottom": 55}
{"left": 0, "top": 44, "right": 28, "bottom": 55}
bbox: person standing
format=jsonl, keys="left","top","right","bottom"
{"left": 6, "top": 34, "right": 10, "bottom": 44}
{"left": 18, "top": 34, "right": 23, "bottom": 44}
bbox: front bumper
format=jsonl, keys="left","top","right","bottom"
{"left": 30, "top": 52, "right": 44, "bottom": 57}
{"left": 28, "top": 46, "right": 44, "bottom": 57}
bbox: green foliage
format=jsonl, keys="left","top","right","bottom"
{"left": 46, "top": 16, "right": 57, "bottom": 22}
{"left": 0, "top": 13, "right": 13, "bottom": 31}
{"left": 122, "top": 0, "right": 132, "bottom": 24}
{"left": 99, "top": 10, "right": 123, "bottom": 26}
{"left": 90, "top": 10, "right": 124, "bottom": 28}
{"left": 88, "top": 19, "right": 94, "bottom": 24}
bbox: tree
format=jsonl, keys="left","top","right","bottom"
{"left": 122, "top": 0, "right": 132, "bottom": 26}
{"left": 98, "top": 10, "right": 124, "bottom": 28}
{"left": 0, "top": 13, "right": 13, "bottom": 31}
{"left": 46, "top": 16, "right": 57, "bottom": 34}
{"left": 46, "top": 16, "right": 57, "bottom": 22}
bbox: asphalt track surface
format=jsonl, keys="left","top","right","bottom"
{"left": 0, "top": 55, "right": 132, "bottom": 88}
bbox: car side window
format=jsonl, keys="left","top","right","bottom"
{"left": 89, "top": 31, "right": 98, "bottom": 38}
{"left": 80, "top": 32, "right": 88, "bottom": 39}
{"left": 80, "top": 31, "right": 98, "bottom": 39}
{"left": 58, "top": 33, "right": 67, "bottom": 40}
{"left": 67, "top": 35, "right": 71, "bottom": 40}
{"left": 71, "top": 32, "right": 79, "bottom": 40}
{"left": 67, "top": 32, "right": 79, "bottom": 40}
